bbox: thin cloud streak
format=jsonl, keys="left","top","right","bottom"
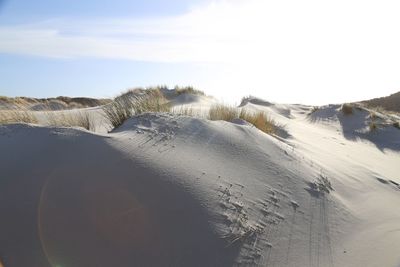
{"left": 1, "top": 0, "right": 400, "bottom": 62}
{"left": 1, "top": 0, "right": 400, "bottom": 104}
{"left": 2, "top": 0, "right": 400, "bottom": 64}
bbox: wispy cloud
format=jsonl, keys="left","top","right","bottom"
{"left": 2, "top": 0, "right": 400, "bottom": 103}
{"left": 0, "top": 1, "right": 254, "bottom": 62}
{"left": 2, "top": 0, "right": 400, "bottom": 64}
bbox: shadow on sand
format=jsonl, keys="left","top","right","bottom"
{"left": 307, "top": 105, "right": 400, "bottom": 152}
{"left": 0, "top": 125, "right": 240, "bottom": 267}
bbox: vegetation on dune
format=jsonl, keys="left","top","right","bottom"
{"left": 310, "top": 175, "right": 334, "bottom": 196}
{"left": 116, "top": 86, "right": 167, "bottom": 100}
{"left": 1, "top": 86, "right": 203, "bottom": 131}
{"left": 369, "top": 122, "right": 378, "bottom": 132}
{"left": 309, "top": 106, "right": 320, "bottom": 115}
{"left": 173, "top": 106, "right": 200, "bottom": 117}
{"left": 362, "top": 91, "right": 400, "bottom": 112}
{"left": 0, "top": 104, "right": 94, "bottom": 130}
{"left": 105, "top": 86, "right": 204, "bottom": 130}
{"left": 174, "top": 86, "right": 205, "bottom": 96}
{"left": 131, "top": 90, "right": 170, "bottom": 115}
{"left": 208, "top": 104, "right": 239, "bottom": 122}
{"left": 118, "top": 85, "right": 205, "bottom": 101}
{"left": 341, "top": 103, "right": 353, "bottom": 115}
{"left": 0, "top": 96, "right": 10, "bottom": 102}
{"left": 0, "top": 95, "right": 110, "bottom": 111}
{"left": 208, "top": 104, "right": 277, "bottom": 135}
{"left": 53, "top": 96, "right": 111, "bottom": 107}
{"left": 2, "top": 88, "right": 279, "bottom": 138}
{"left": 103, "top": 89, "right": 171, "bottom": 129}
{"left": 45, "top": 111, "right": 94, "bottom": 131}
{"left": 0, "top": 96, "right": 37, "bottom": 108}
{"left": 104, "top": 90, "right": 279, "bottom": 136}
{"left": 238, "top": 109, "right": 277, "bottom": 135}
{"left": 0, "top": 109, "right": 38, "bottom": 124}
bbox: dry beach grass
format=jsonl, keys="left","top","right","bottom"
{"left": 341, "top": 103, "right": 354, "bottom": 115}
{"left": 0, "top": 109, "right": 38, "bottom": 124}
{"left": 1, "top": 89, "right": 280, "bottom": 137}
{"left": 45, "top": 111, "right": 94, "bottom": 131}
{"left": 208, "top": 104, "right": 277, "bottom": 135}
{"left": 103, "top": 89, "right": 171, "bottom": 129}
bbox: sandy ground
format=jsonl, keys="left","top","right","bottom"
{"left": 0, "top": 95, "right": 399, "bottom": 267}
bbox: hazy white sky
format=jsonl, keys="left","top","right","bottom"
{"left": 1, "top": 0, "right": 400, "bottom": 104}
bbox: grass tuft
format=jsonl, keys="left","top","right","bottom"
{"left": 341, "top": 103, "right": 353, "bottom": 115}
{"left": 393, "top": 121, "right": 400, "bottom": 129}
{"left": 369, "top": 121, "right": 378, "bottom": 132}
{"left": 313, "top": 175, "right": 334, "bottom": 195}
{"left": 208, "top": 104, "right": 277, "bottom": 135}
{"left": 173, "top": 106, "right": 200, "bottom": 117}
{"left": 45, "top": 111, "right": 94, "bottom": 131}
{"left": 103, "top": 89, "right": 171, "bottom": 129}
{"left": 208, "top": 104, "right": 239, "bottom": 122}
{"left": 309, "top": 106, "right": 320, "bottom": 115}
{"left": 239, "top": 109, "right": 276, "bottom": 135}
{"left": 174, "top": 86, "right": 205, "bottom": 96}
{"left": 0, "top": 109, "right": 38, "bottom": 124}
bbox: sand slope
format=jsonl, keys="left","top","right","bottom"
{"left": 0, "top": 97, "right": 399, "bottom": 267}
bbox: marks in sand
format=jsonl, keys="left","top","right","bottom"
{"left": 306, "top": 175, "right": 335, "bottom": 267}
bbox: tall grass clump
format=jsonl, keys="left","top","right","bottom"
{"left": 173, "top": 106, "right": 200, "bottom": 117}
{"left": 341, "top": 103, "right": 353, "bottom": 115}
{"left": 309, "top": 106, "right": 320, "bottom": 115}
{"left": 369, "top": 121, "right": 378, "bottom": 132}
{"left": 0, "top": 109, "right": 38, "bottom": 124}
{"left": 45, "top": 111, "right": 94, "bottom": 131}
{"left": 131, "top": 89, "right": 170, "bottom": 114}
{"left": 208, "top": 104, "right": 239, "bottom": 121}
{"left": 208, "top": 104, "right": 277, "bottom": 135}
{"left": 103, "top": 89, "right": 171, "bottom": 129}
{"left": 102, "top": 95, "right": 134, "bottom": 129}
{"left": 239, "top": 109, "right": 277, "bottom": 135}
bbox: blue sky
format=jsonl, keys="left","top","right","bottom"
{"left": 0, "top": 54, "right": 216, "bottom": 98}
{"left": 1, "top": 0, "right": 400, "bottom": 104}
{"left": 0, "top": 0, "right": 211, "bottom": 99}
{"left": 0, "top": 0, "right": 206, "bottom": 20}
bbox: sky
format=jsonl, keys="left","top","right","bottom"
{"left": 1, "top": 0, "right": 400, "bottom": 104}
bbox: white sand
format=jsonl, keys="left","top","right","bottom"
{"left": 0, "top": 95, "right": 399, "bottom": 267}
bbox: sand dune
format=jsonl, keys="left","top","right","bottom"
{"left": 0, "top": 96, "right": 111, "bottom": 111}
{"left": 0, "top": 94, "right": 399, "bottom": 267}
